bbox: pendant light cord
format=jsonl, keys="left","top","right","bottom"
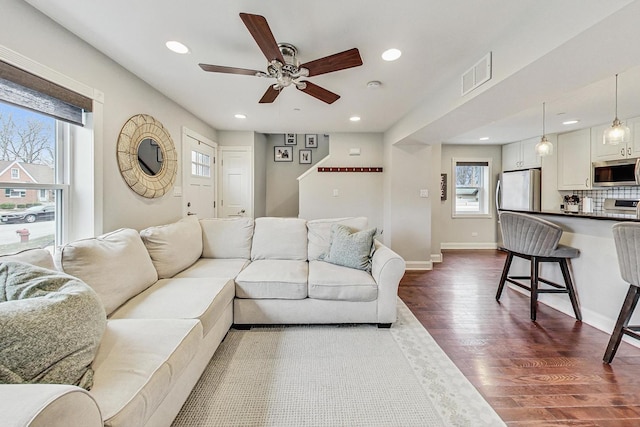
{"left": 542, "top": 101, "right": 546, "bottom": 136}
{"left": 615, "top": 73, "right": 619, "bottom": 119}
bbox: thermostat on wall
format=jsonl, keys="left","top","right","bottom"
{"left": 349, "top": 148, "right": 361, "bottom": 156}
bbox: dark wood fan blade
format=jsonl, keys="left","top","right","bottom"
{"left": 239, "top": 13, "right": 285, "bottom": 63}
{"left": 199, "top": 64, "right": 261, "bottom": 76}
{"left": 259, "top": 85, "right": 281, "bottom": 103}
{"left": 300, "top": 48, "right": 363, "bottom": 77}
{"left": 298, "top": 81, "right": 340, "bottom": 104}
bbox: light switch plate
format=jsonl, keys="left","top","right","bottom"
{"left": 173, "top": 186, "right": 182, "bottom": 197}
{"left": 420, "top": 189, "right": 429, "bottom": 198}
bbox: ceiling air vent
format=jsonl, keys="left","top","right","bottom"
{"left": 461, "top": 52, "right": 492, "bottom": 96}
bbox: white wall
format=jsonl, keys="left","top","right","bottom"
{"left": 253, "top": 132, "right": 267, "bottom": 218}
{"left": 266, "top": 133, "right": 329, "bottom": 218}
{"left": 440, "top": 144, "right": 502, "bottom": 249}
{"left": 299, "top": 133, "right": 383, "bottom": 230}
{"left": 2, "top": 0, "right": 218, "bottom": 234}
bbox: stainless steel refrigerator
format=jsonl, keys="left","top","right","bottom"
{"left": 496, "top": 168, "right": 541, "bottom": 247}
{"left": 496, "top": 168, "right": 541, "bottom": 212}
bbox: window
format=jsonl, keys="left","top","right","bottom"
{"left": 0, "top": 101, "right": 64, "bottom": 254}
{"left": 452, "top": 158, "right": 492, "bottom": 218}
{"left": 191, "top": 150, "right": 211, "bottom": 178}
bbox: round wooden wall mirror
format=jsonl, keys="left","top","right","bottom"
{"left": 116, "top": 114, "right": 177, "bottom": 198}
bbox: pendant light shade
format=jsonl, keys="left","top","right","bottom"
{"left": 603, "top": 74, "right": 630, "bottom": 145}
{"left": 535, "top": 102, "right": 553, "bottom": 156}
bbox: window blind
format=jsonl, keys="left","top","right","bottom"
{"left": 0, "top": 60, "right": 92, "bottom": 126}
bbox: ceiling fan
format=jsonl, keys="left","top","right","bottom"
{"left": 199, "top": 13, "right": 363, "bottom": 104}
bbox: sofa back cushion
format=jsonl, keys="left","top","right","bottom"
{"left": 0, "top": 248, "right": 55, "bottom": 270}
{"left": 251, "top": 217, "right": 308, "bottom": 260}
{"left": 307, "top": 217, "right": 368, "bottom": 261}
{"left": 55, "top": 228, "right": 158, "bottom": 315}
{"left": 140, "top": 216, "right": 203, "bottom": 278}
{"left": 200, "top": 217, "right": 254, "bottom": 259}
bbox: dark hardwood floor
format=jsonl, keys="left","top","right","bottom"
{"left": 399, "top": 249, "right": 640, "bottom": 427}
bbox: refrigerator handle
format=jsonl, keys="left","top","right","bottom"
{"left": 495, "top": 179, "right": 501, "bottom": 215}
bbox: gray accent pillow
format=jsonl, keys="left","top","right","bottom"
{"left": 0, "top": 261, "right": 106, "bottom": 390}
{"left": 323, "top": 224, "right": 377, "bottom": 271}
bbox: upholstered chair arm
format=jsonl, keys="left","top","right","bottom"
{"left": 371, "top": 241, "right": 406, "bottom": 324}
{"left": 0, "top": 384, "right": 103, "bottom": 427}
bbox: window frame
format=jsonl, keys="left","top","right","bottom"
{"left": 451, "top": 157, "right": 493, "bottom": 219}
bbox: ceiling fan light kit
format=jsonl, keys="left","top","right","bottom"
{"left": 198, "top": 13, "right": 363, "bottom": 104}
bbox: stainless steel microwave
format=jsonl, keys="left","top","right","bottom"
{"left": 592, "top": 158, "right": 640, "bottom": 187}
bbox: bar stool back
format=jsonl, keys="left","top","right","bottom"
{"left": 604, "top": 222, "right": 640, "bottom": 363}
{"left": 496, "top": 211, "right": 582, "bottom": 321}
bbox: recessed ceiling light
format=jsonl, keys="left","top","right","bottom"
{"left": 367, "top": 80, "right": 382, "bottom": 89}
{"left": 479, "top": 137, "right": 490, "bottom": 141}
{"left": 350, "top": 116, "right": 361, "bottom": 122}
{"left": 562, "top": 120, "right": 580, "bottom": 125}
{"left": 166, "top": 40, "right": 190, "bottom": 54}
{"left": 234, "top": 113, "right": 246, "bottom": 119}
{"left": 381, "top": 48, "right": 402, "bottom": 61}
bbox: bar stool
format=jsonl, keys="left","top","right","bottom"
{"left": 496, "top": 211, "right": 582, "bottom": 322}
{"left": 603, "top": 222, "right": 640, "bottom": 364}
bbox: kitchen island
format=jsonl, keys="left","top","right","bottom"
{"left": 499, "top": 209, "right": 640, "bottom": 346}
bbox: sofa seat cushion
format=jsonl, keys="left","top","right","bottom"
{"left": 90, "top": 319, "right": 202, "bottom": 427}
{"left": 235, "top": 260, "right": 308, "bottom": 299}
{"left": 251, "top": 217, "right": 308, "bottom": 260}
{"left": 308, "top": 260, "right": 378, "bottom": 302}
{"left": 55, "top": 228, "right": 158, "bottom": 316}
{"left": 140, "top": 216, "right": 203, "bottom": 279}
{"left": 174, "top": 258, "right": 249, "bottom": 279}
{"left": 109, "top": 277, "right": 234, "bottom": 336}
{"left": 200, "top": 217, "right": 254, "bottom": 259}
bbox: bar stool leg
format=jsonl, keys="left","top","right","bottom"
{"left": 604, "top": 285, "right": 640, "bottom": 364}
{"left": 531, "top": 256, "right": 539, "bottom": 322}
{"left": 559, "top": 258, "right": 582, "bottom": 321}
{"left": 496, "top": 251, "right": 514, "bottom": 301}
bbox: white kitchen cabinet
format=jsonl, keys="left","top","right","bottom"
{"left": 502, "top": 137, "right": 541, "bottom": 171}
{"left": 557, "top": 128, "right": 591, "bottom": 190}
{"left": 591, "top": 117, "right": 640, "bottom": 161}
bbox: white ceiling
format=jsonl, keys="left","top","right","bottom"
{"left": 23, "top": 0, "right": 640, "bottom": 144}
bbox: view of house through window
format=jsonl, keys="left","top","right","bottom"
{"left": 0, "top": 101, "right": 60, "bottom": 255}
{"left": 453, "top": 159, "right": 492, "bottom": 217}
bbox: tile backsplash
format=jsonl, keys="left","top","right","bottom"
{"left": 561, "top": 187, "right": 640, "bottom": 213}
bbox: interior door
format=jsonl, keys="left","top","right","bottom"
{"left": 221, "top": 148, "right": 252, "bottom": 217}
{"left": 183, "top": 134, "right": 216, "bottom": 219}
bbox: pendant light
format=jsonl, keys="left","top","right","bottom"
{"left": 603, "top": 73, "right": 630, "bottom": 145}
{"left": 535, "top": 102, "right": 553, "bottom": 156}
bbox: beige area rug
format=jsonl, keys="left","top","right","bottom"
{"left": 172, "top": 300, "right": 505, "bottom": 427}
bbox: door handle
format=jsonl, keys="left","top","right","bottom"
{"left": 238, "top": 209, "right": 246, "bottom": 215}
{"left": 187, "top": 211, "right": 197, "bottom": 216}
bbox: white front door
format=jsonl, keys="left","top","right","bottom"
{"left": 183, "top": 133, "right": 216, "bottom": 219}
{"left": 221, "top": 147, "right": 252, "bottom": 217}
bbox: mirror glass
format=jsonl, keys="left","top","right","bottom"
{"left": 137, "top": 138, "right": 163, "bottom": 176}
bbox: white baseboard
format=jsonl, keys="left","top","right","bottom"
{"left": 441, "top": 242, "right": 498, "bottom": 250}
{"left": 431, "top": 253, "right": 443, "bottom": 263}
{"left": 405, "top": 261, "right": 432, "bottom": 271}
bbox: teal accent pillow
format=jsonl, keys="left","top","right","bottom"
{"left": 324, "top": 224, "right": 377, "bottom": 271}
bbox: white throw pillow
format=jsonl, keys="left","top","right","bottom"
{"left": 306, "top": 217, "right": 368, "bottom": 261}
{"left": 0, "top": 248, "right": 55, "bottom": 270}
{"left": 140, "top": 216, "right": 203, "bottom": 278}
{"left": 251, "top": 217, "right": 308, "bottom": 260}
{"left": 55, "top": 228, "right": 158, "bottom": 315}
{"left": 200, "top": 217, "right": 254, "bottom": 259}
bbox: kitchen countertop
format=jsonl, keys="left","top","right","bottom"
{"left": 499, "top": 209, "right": 640, "bottom": 222}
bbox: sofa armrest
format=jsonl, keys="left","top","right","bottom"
{"left": 0, "top": 384, "right": 102, "bottom": 427}
{"left": 371, "top": 240, "right": 406, "bottom": 324}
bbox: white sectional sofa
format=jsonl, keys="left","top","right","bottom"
{"left": 0, "top": 216, "right": 405, "bottom": 427}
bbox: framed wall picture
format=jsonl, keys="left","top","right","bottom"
{"left": 274, "top": 146, "right": 293, "bottom": 162}
{"left": 285, "top": 133, "right": 297, "bottom": 145}
{"left": 299, "top": 149, "right": 312, "bottom": 164}
{"left": 305, "top": 134, "right": 318, "bottom": 148}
